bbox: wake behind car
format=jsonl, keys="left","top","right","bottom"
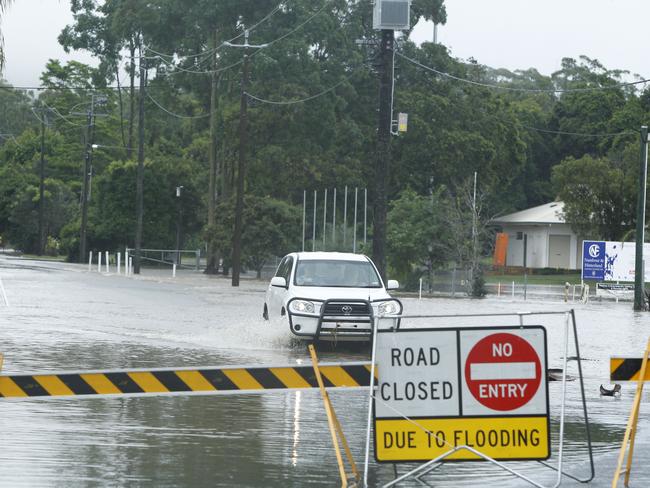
{"left": 263, "top": 252, "right": 402, "bottom": 341}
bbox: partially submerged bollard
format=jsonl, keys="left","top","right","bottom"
{"left": 565, "top": 282, "right": 570, "bottom": 302}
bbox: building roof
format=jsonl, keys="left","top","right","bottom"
{"left": 491, "top": 201, "right": 565, "bottom": 225}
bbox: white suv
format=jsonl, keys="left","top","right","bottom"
{"left": 263, "top": 252, "right": 402, "bottom": 341}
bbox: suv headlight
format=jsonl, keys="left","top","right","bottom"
{"left": 378, "top": 300, "right": 400, "bottom": 315}
{"left": 289, "top": 299, "right": 315, "bottom": 314}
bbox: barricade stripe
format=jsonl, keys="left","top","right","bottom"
{"left": 341, "top": 365, "right": 373, "bottom": 386}
{"left": 198, "top": 369, "right": 238, "bottom": 390}
{"left": 104, "top": 373, "right": 144, "bottom": 393}
{"left": 294, "top": 366, "right": 334, "bottom": 388}
{"left": 269, "top": 367, "right": 311, "bottom": 389}
{"left": 320, "top": 366, "right": 358, "bottom": 387}
{"left": 11, "top": 376, "right": 49, "bottom": 396}
{"left": 128, "top": 372, "right": 169, "bottom": 393}
{"left": 247, "top": 368, "right": 288, "bottom": 390}
{"left": 80, "top": 373, "right": 121, "bottom": 394}
{"left": 0, "top": 377, "right": 28, "bottom": 397}
{"left": 58, "top": 374, "right": 96, "bottom": 395}
{"left": 223, "top": 369, "right": 264, "bottom": 390}
{"left": 0, "top": 362, "right": 376, "bottom": 398}
{"left": 611, "top": 358, "right": 645, "bottom": 381}
{"left": 175, "top": 371, "right": 215, "bottom": 391}
{"left": 34, "top": 375, "right": 75, "bottom": 396}
{"left": 152, "top": 371, "right": 193, "bottom": 392}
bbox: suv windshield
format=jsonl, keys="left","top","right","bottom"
{"left": 294, "top": 259, "right": 382, "bottom": 288}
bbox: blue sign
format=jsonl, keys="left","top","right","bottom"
{"left": 582, "top": 240, "right": 605, "bottom": 280}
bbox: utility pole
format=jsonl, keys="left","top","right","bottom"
{"left": 634, "top": 126, "right": 648, "bottom": 310}
{"left": 134, "top": 42, "right": 147, "bottom": 274}
{"left": 372, "top": 29, "right": 394, "bottom": 280}
{"left": 79, "top": 94, "right": 96, "bottom": 263}
{"left": 224, "top": 30, "right": 267, "bottom": 287}
{"left": 38, "top": 110, "right": 48, "bottom": 256}
{"left": 205, "top": 30, "right": 220, "bottom": 274}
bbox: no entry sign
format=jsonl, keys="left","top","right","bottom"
{"left": 374, "top": 326, "right": 549, "bottom": 462}
{"left": 464, "top": 333, "right": 542, "bottom": 411}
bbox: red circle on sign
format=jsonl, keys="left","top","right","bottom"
{"left": 464, "top": 333, "right": 541, "bottom": 411}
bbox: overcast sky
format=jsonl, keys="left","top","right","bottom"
{"left": 2, "top": 0, "right": 648, "bottom": 87}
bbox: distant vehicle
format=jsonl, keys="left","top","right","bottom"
{"left": 263, "top": 252, "right": 402, "bottom": 341}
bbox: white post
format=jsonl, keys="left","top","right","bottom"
{"left": 173, "top": 263, "right": 177, "bottom": 277}
{"left": 312, "top": 190, "right": 317, "bottom": 252}
{"left": 512, "top": 281, "right": 515, "bottom": 298}
{"left": 353, "top": 187, "right": 358, "bottom": 253}
{"left": 332, "top": 187, "right": 337, "bottom": 244}
{"left": 117, "top": 252, "right": 121, "bottom": 275}
{"left": 419, "top": 278, "right": 422, "bottom": 300}
{"left": 302, "top": 190, "right": 306, "bottom": 252}
{"left": 364, "top": 188, "right": 367, "bottom": 245}
{"left": 343, "top": 186, "right": 348, "bottom": 246}
{"left": 88, "top": 251, "right": 93, "bottom": 272}
{"left": 323, "top": 188, "right": 327, "bottom": 249}
{"left": 129, "top": 257, "right": 133, "bottom": 276}
{"left": 105, "top": 251, "right": 109, "bottom": 273}
{"left": 0, "top": 275, "right": 9, "bottom": 307}
{"left": 97, "top": 252, "right": 102, "bottom": 273}
{"left": 498, "top": 282, "right": 501, "bottom": 297}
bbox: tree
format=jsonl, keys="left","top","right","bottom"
{"left": 386, "top": 188, "right": 450, "bottom": 285}
{"left": 213, "top": 195, "right": 301, "bottom": 278}
{"left": 552, "top": 153, "right": 636, "bottom": 241}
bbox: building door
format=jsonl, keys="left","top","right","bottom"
{"left": 548, "top": 235, "right": 570, "bottom": 269}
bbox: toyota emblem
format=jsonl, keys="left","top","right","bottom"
{"left": 341, "top": 305, "right": 353, "bottom": 315}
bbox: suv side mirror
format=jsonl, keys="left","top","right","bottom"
{"left": 386, "top": 280, "right": 399, "bottom": 290}
{"left": 271, "top": 276, "right": 287, "bottom": 288}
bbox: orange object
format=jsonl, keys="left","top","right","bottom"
{"left": 493, "top": 233, "right": 509, "bottom": 267}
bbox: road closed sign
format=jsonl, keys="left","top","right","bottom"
{"left": 374, "top": 326, "right": 549, "bottom": 462}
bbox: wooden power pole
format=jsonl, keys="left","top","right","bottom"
{"left": 205, "top": 30, "right": 220, "bottom": 274}
{"left": 134, "top": 43, "right": 147, "bottom": 274}
{"left": 372, "top": 29, "right": 394, "bottom": 281}
{"left": 225, "top": 30, "right": 267, "bottom": 287}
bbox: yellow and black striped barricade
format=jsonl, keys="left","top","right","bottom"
{"left": 610, "top": 357, "right": 650, "bottom": 382}
{"left": 0, "top": 361, "right": 374, "bottom": 399}
{"left": 611, "top": 340, "right": 650, "bottom": 487}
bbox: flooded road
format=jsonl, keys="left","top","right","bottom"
{"left": 1, "top": 255, "right": 649, "bottom": 487}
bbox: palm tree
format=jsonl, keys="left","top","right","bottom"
{"left": 0, "top": 1, "right": 13, "bottom": 72}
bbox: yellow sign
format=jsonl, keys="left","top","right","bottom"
{"left": 375, "top": 417, "right": 549, "bottom": 462}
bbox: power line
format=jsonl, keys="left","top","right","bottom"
{"left": 245, "top": 76, "right": 350, "bottom": 105}
{"left": 252, "top": 2, "right": 330, "bottom": 57}
{"left": 146, "top": 91, "right": 213, "bottom": 119}
{"left": 154, "top": 54, "right": 243, "bottom": 76}
{"left": 481, "top": 110, "right": 637, "bottom": 138}
{"left": 143, "top": 2, "right": 285, "bottom": 61}
{"left": 397, "top": 52, "right": 650, "bottom": 94}
{"left": 151, "top": 2, "right": 328, "bottom": 76}
{"left": 517, "top": 123, "right": 636, "bottom": 138}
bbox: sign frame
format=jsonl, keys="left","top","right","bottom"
{"left": 373, "top": 325, "right": 550, "bottom": 463}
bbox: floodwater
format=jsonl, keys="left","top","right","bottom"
{"left": 0, "top": 255, "right": 649, "bottom": 487}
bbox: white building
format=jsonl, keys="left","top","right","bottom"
{"left": 491, "top": 201, "right": 581, "bottom": 270}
